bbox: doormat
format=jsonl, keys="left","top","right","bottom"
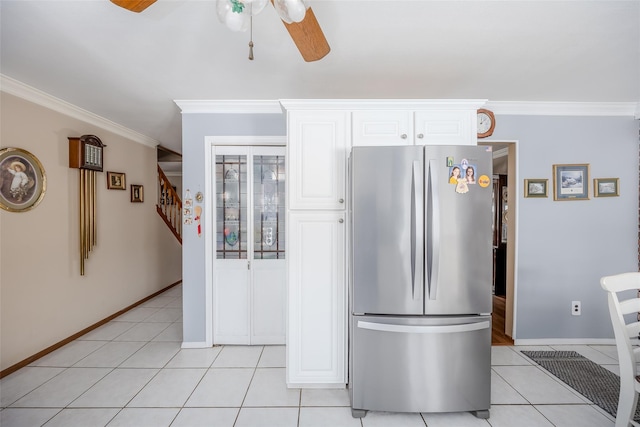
{"left": 521, "top": 350, "right": 639, "bottom": 422}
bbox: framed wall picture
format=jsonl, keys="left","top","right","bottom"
{"left": 131, "top": 184, "right": 144, "bottom": 203}
{"left": 593, "top": 178, "right": 619, "bottom": 197}
{"left": 553, "top": 164, "right": 590, "bottom": 201}
{"left": 107, "top": 171, "right": 126, "bottom": 190}
{"left": 524, "top": 179, "right": 548, "bottom": 198}
{"left": 0, "top": 147, "right": 47, "bottom": 212}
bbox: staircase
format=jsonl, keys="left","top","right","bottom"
{"left": 157, "top": 146, "right": 182, "bottom": 244}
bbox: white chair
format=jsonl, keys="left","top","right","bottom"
{"left": 601, "top": 272, "right": 640, "bottom": 427}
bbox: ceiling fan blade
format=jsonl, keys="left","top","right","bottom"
{"left": 278, "top": 7, "right": 331, "bottom": 62}
{"left": 110, "top": 0, "right": 157, "bottom": 13}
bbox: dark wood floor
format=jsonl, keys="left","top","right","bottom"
{"left": 492, "top": 295, "right": 514, "bottom": 346}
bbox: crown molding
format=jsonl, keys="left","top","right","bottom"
{"left": 176, "top": 99, "right": 638, "bottom": 117}
{"left": 1, "top": 74, "right": 159, "bottom": 148}
{"left": 486, "top": 101, "right": 638, "bottom": 117}
{"left": 279, "top": 99, "right": 488, "bottom": 111}
{"left": 174, "top": 100, "right": 284, "bottom": 114}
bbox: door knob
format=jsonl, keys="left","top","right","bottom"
{"left": 339, "top": 218, "right": 344, "bottom": 223}
{"left": 417, "top": 133, "right": 424, "bottom": 139}
{"left": 339, "top": 198, "right": 344, "bottom": 203}
{"left": 401, "top": 134, "right": 408, "bottom": 139}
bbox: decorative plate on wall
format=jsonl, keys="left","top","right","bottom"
{"left": 0, "top": 147, "right": 47, "bottom": 212}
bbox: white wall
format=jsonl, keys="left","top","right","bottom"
{"left": 0, "top": 93, "right": 182, "bottom": 371}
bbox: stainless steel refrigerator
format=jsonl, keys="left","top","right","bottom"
{"left": 349, "top": 145, "right": 493, "bottom": 419}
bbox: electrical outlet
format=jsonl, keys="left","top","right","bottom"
{"left": 572, "top": 301, "right": 581, "bottom": 316}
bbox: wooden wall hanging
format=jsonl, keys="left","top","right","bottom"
{"left": 69, "top": 135, "right": 106, "bottom": 275}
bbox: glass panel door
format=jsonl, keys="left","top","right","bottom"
{"left": 253, "top": 155, "right": 285, "bottom": 260}
{"left": 216, "top": 155, "right": 247, "bottom": 259}
{"left": 213, "top": 146, "right": 286, "bottom": 345}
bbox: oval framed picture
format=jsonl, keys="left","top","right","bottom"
{"left": 0, "top": 147, "right": 47, "bottom": 212}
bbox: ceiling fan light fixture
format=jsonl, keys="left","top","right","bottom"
{"left": 246, "top": 0, "right": 269, "bottom": 16}
{"left": 274, "top": 0, "right": 308, "bottom": 24}
{"left": 216, "top": 0, "right": 251, "bottom": 32}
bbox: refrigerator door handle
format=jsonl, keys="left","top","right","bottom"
{"left": 411, "top": 160, "right": 424, "bottom": 301}
{"left": 357, "top": 320, "right": 490, "bottom": 334}
{"left": 427, "top": 159, "right": 441, "bottom": 300}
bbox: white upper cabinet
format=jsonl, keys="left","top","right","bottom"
{"left": 352, "top": 110, "right": 413, "bottom": 146}
{"left": 414, "top": 110, "right": 477, "bottom": 146}
{"left": 353, "top": 107, "right": 480, "bottom": 147}
{"left": 287, "top": 110, "right": 349, "bottom": 210}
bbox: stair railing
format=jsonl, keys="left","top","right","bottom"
{"left": 157, "top": 165, "right": 182, "bottom": 244}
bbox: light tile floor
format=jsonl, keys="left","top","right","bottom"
{"left": 0, "top": 285, "right": 620, "bottom": 426}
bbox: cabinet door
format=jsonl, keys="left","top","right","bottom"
{"left": 414, "top": 110, "right": 476, "bottom": 146}
{"left": 287, "top": 211, "right": 346, "bottom": 386}
{"left": 352, "top": 110, "right": 413, "bottom": 146}
{"left": 288, "top": 111, "right": 348, "bottom": 210}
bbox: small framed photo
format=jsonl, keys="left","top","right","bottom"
{"left": 107, "top": 171, "right": 126, "bottom": 190}
{"left": 553, "top": 164, "right": 590, "bottom": 201}
{"left": 593, "top": 178, "right": 619, "bottom": 197}
{"left": 130, "top": 184, "right": 144, "bottom": 203}
{"left": 0, "top": 147, "right": 47, "bottom": 212}
{"left": 524, "top": 179, "right": 548, "bottom": 198}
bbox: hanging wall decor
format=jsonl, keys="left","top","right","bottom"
{"left": 0, "top": 147, "right": 47, "bottom": 212}
{"left": 69, "top": 135, "right": 106, "bottom": 275}
{"left": 524, "top": 179, "right": 548, "bottom": 198}
{"left": 553, "top": 163, "right": 590, "bottom": 201}
{"left": 131, "top": 184, "right": 144, "bottom": 202}
{"left": 593, "top": 178, "right": 619, "bottom": 197}
{"left": 106, "top": 172, "right": 126, "bottom": 190}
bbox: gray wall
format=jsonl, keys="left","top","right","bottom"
{"left": 181, "top": 111, "right": 638, "bottom": 343}
{"left": 181, "top": 113, "right": 286, "bottom": 343}
{"left": 492, "top": 115, "right": 638, "bottom": 340}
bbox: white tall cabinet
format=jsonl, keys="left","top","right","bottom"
{"left": 281, "top": 100, "right": 486, "bottom": 388}
{"left": 285, "top": 108, "right": 349, "bottom": 387}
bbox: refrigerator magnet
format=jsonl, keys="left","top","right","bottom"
{"left": 446, "top": 156, "right": 454, "bottom": 167}
{"left": 449, "top": 166, "right": 462, "bottom": 184}
{"left": 456, "top": 179, "right": 469, "bottom": 194}
{"left": 478, "top": 175, "right": 491, "bottom": 188}
{"left": 465, "top": 165, "right": 476, "bottom": 184}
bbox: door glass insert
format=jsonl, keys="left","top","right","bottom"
{"left": 216, "top": 155, "right": 247, "bottom": 259}
{"left": 253, "top": 155, "right": 285, "bottom": 259}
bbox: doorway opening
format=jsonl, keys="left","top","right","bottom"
{"left": 482, "top": 142, "right": 516, "bottom": 346}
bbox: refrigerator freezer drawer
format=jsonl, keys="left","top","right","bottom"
{"left": 350, "top": 315, "right": 491, "bottom": 415}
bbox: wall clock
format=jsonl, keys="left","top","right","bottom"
{"left": 477, "top": 109, "right": 496, "bottom": 139}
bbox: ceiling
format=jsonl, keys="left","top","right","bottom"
{"left": 1, "top": 1, "right": 638, "bottom": 154}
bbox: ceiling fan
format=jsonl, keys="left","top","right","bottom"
{"left": 110, "top": 0, "right": 330, "bottom": 62}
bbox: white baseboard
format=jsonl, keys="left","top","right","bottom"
{"left": 181, "top": 341, "right": 211, "bottom": 349}
{"left": 286, "top": 383, "right": 347, "bottom": 389}
{"left": 513, "top": 338, "right": 616, "bottom": 346}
